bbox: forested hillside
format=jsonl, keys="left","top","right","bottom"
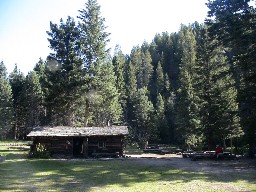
{"left": 0, "top": 0, "right": 255, "bottom": 156}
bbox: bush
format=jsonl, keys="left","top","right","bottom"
{"left": 29, "top": 143, "right": 50, "bottom": 158}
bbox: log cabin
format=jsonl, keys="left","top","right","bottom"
{"left": 27, "top": 126, "right": 128, "bottom": 158}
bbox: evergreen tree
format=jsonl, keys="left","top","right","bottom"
{"left": 176, "top": 24, "right": 201, "bottom": 148}
{"left": 90, "top": 62, "right": 122, "bottom": 126}
{"left": 206, "top": 0, "right": 256, "bottom": 156}
{"left": 163, "top": 73, "right": 171, "bottom": 98}
{"left": 130, "top": 46, "right": 153, "bottom": 89}
{"left": 155, "top": 61, "right": 164, "bottom": 95}
{"left": 24, "top": 71, "right": 44, "bottom": 132}
{"left": 112, "top": 45, "right": 127, "bottom": 114}
{"left": 33, "top": 58, "right": 48, "bottom": 125}
{"left": 9, "top": 65, "right": 26, "bottom": 139}
{"left": 155, "top": 93, "right": 168, "bottom": 143}
{"left": 46, "top": 16, "right": 85, "bottom": 126}
{"left": 132, "top": 87, "right": 155, "bottom": 148}
{"left": 125, "top": 61, "right": 137, "bottom": 126}
{"left": 78, "top": 0, "right": 122, "bottom": 126}
{"left": 150, "top": 32, "right": 180, "bottom": 88}
{"left": 162, "top": 73, "right": 176, "bottom": 144}
{"left": 195, "top": 24, "right": 243, "bottom": 149}
{"left": 0, "top": 61, "right": 13, "bottom": 139}
{"left": 130, "top": 46, "right": 143, "bottom": 88}
{"left": 78, "top": 0, "right": 110, "bottom": 69}
{"left": 141, "top": 50, "right": 153, "bottom": 88}
{"left": 34, "top": 58, "right": 47, "bottom": 85}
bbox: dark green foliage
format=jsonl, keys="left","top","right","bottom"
{"left": 78, "top": 0, "right": 110, "bottom": 68}
{"left": 112, "top": 45, "right": 127, "bottom": 118}
{"left": 150, "top": 32, "right": 181, "bottom": 89}
{"left": 206, "top": 0, "right": 256, "bottom": 156}
{"left": 124, "top": 60, "right": 137, "bottom": 129}
{"left": 176, "top": 24, "right": 202, "bottom": 147}
{"left": 194, "top": 24, "right": 242, "bottom": 149}
{"left": 46, "top": 16, "right": 86, "bottom": 126}
{"left": 131, "top": 87, "right": 155, "bottom": 148}
{"left": 130, "top": 46, "right": 153, "bottom": 90}
{"left": 76, "top": 0, "right": 122, "bottom": 126}
{"left": 0, "top": 61, "right": 13, "bottom": 139}
{"left": 155, "top": 62, "right": 164, "bottom": 95}
{"left": 3, "top": 0, "right": 253, "bottom": 154}
{"left": 155, "top": 93, "right": 167, "bottom": 143}
{"left": 9, "top": 65, "right": 26, "bottom": 139}
{"left": 90, "top": 62, "right": 122, "bottom": 126}
{"left": 24, "top": 71, "right": 44, "bottom": 132}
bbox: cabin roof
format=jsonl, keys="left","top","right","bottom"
{"left": 27, "top": 126, "right": 129, "bottom": 137}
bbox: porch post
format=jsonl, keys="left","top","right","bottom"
{"left": 83, "top": 137, "right": 88, "bottom": 158}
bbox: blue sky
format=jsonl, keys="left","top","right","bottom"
{"left": 0, "top": 0, "right": 209, "bottom": 74}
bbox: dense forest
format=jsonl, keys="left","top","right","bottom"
{"left": 0, "top": 0, "right": 255, "bottom": 156}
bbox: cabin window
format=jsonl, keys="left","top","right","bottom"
{"left": 98, "top": 141, "right": 106, "bottom": 148}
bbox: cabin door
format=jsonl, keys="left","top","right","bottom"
{"left": 73, "top": 137, "right": 84, "bottom": 157}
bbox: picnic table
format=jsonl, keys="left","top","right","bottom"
{"left": 143, "top": 145, "right": 182, "bottom": 155}
{"left": 190, "top": 151, "right": 215, "bottom": 161}
{"left": 182, "top": 151, "right": 236, "bottom": 161}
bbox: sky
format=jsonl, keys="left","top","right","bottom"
{"left": 0, "top": 0, "right": 209, "bottom": 75}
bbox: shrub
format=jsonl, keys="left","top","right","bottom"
{"left": 29, "top": 143, "right": 50, "bottom": 158}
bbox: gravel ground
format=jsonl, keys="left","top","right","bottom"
{"left": 125, "top": 153, "right": 256, "bottom": 173}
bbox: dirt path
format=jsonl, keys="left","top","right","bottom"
{"left": 126, "top": 154, "right": 256, "bottom": 173}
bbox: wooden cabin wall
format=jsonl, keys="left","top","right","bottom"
{"left": 88, "top": 136, "right": 124, "bottom": 156}
{"left": 33, "top": 137, "right": 73, "bottom": 156}
{"left": 32, "top": 135, "right": 126, "bottom": 157}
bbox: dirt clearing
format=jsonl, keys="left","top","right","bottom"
{"left": 126, "top": 154, "right": 256, "bottom": 173}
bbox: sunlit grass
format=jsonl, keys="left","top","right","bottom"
{"left": 0, "top": 141, "right": 255, "bottom": 191}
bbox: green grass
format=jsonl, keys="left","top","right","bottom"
{"left": 0, "top": 142, "right": 256, "bottom": 191}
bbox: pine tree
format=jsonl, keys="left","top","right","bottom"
{"left": 155, "top": 93, "right": 167, "bottom": 143}
{"left": 163, "top": 73, "right": 176, "bottom": 144}
{"left": 130, "top": 46, "right": 153, "bottom": 89}
{"left": 78, "top": 0, "right": 122, "bottom": 126}
{"left": 195, "top": 24, "right": 242, "bottom": 149}
{"left": 206, "top": 0, "right": 256, "bottom": 156}
{"left": 112, "top": 45, "right": 127, "bottom": 114}
{"left": 34, "top": 58, "right": 47, "bottom": 85}
{"left": 150, "top": 32, "right": 180, "bottom": 88}
{"left": 90, "top": 62, "right": 122, "bottom": 126}
{"left": 125, "top": 61, "right": 137, "bottom": 126}
{"left": 46, "top": 16, "right": 85, "bottom": 126}
{"left": 9, "top": 65, "right": 26, "bottom": 139}
{"left": 0, "top": 61, "right": 13, "bottom": 139}
{"left": 132, "top": 87, "right": 155, "bottom": 148}
{"left": 176, "top": 24, "right": 202, "bottom": 148}
{"left": 130, "top": 46, "right": 143, "bottom": 89}
{"left": 24, "top": 71, "right": 44, "bottom": 132}
{"left": 78, "top": 0, "right": 110, "bottom": 69}
{"left": 141, "top": 50, "right": 153, "bottom": 88}
{"left": 155, "top": 61, "right": 164, "bottom": 95}
{"left": 33, "top": 58, "right": 48, "bottom": 125}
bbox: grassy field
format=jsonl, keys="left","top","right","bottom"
{"left": 0, "top": 143, "right": 255, "bottom": 191}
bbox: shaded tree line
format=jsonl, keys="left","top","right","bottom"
{"left": 0, "top": 0, "right": 255, "bottom": 155}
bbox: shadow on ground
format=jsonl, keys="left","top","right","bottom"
{"left": 0, "top": 153, "right": 255, "bottom": 191}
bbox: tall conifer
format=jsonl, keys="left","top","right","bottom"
{"left": 207, "top": 0, "right": 256, "bottom": 156}
{"left": 0, "top": 61, "right": 13, "bottom": 139}
{"left": 78, "top": 0, "right": 122, "bottom": 126}
{"left": 176, "top": 24, "right": 201, "bottom": 147}
{"left": 46, "top": 16, "right": 85, "bottom": 126}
